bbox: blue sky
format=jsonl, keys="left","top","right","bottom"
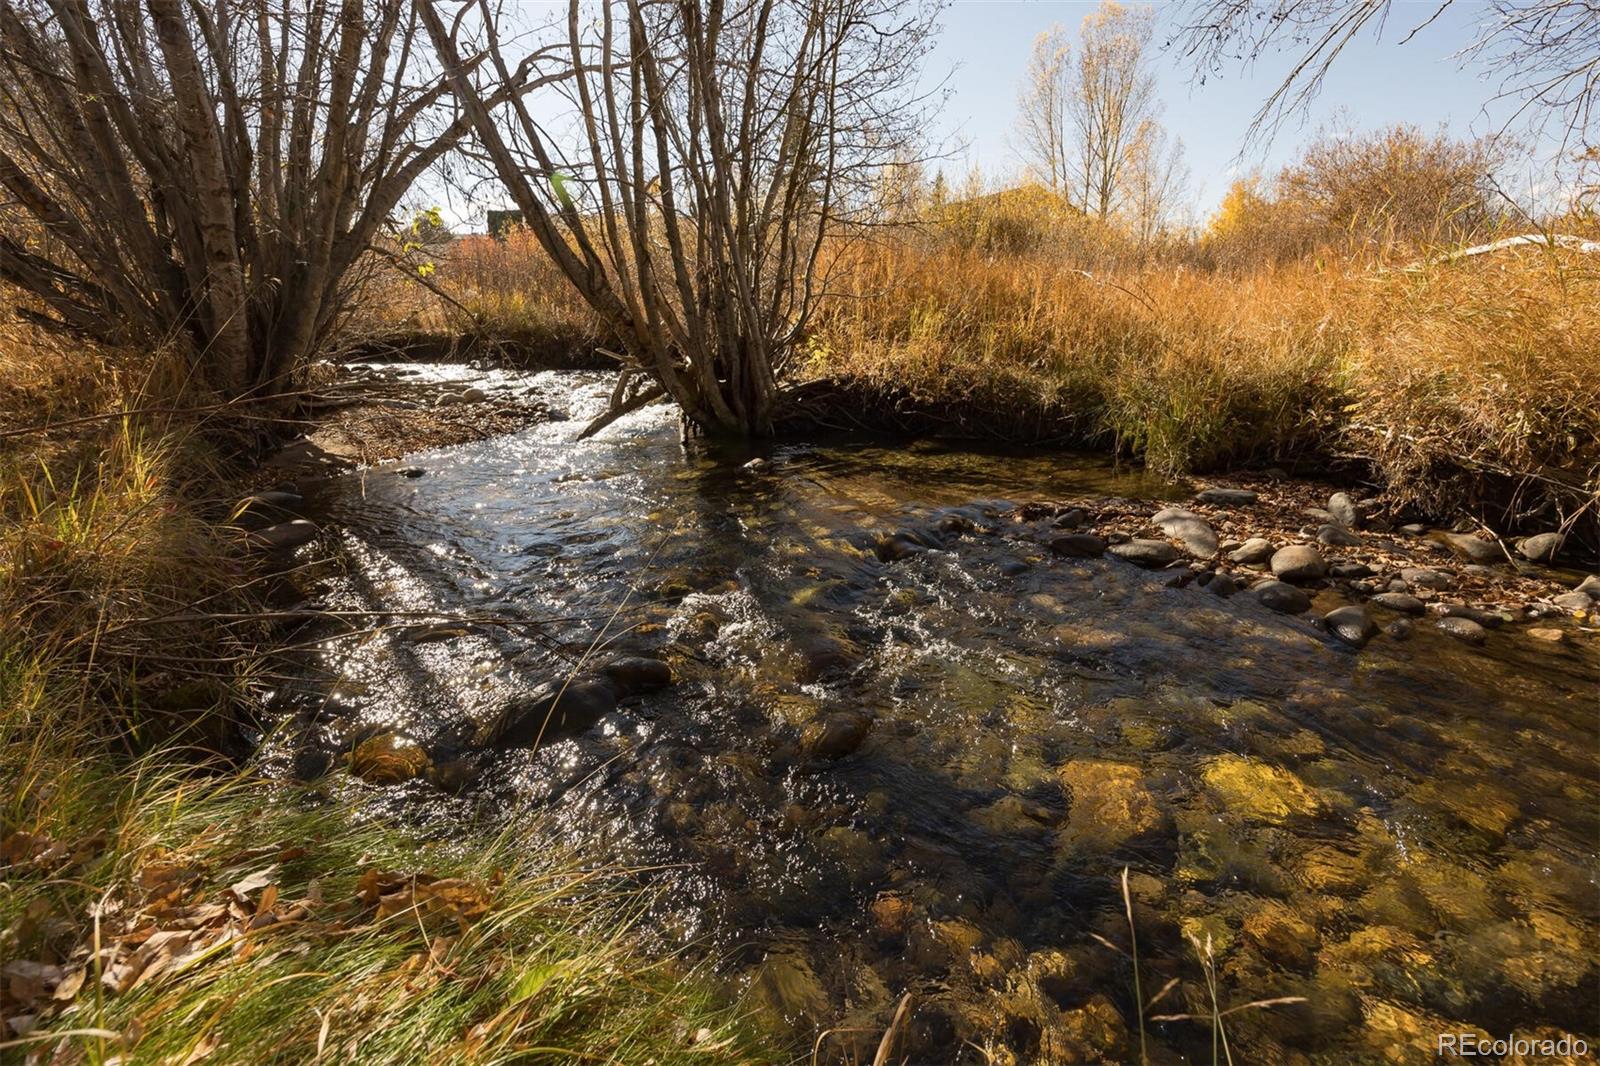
{"left": 925, "top": 1, "right": 1547, "bottom": 216}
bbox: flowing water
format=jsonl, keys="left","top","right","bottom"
{"left": 277, "top": 365, "right": 1599, "bottom": 1064}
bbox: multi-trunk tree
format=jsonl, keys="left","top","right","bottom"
{"left": 425, "top": 0, "right": 937, "bottom": 438}
{"left": 0, "top": 0, "right": 531, "bottom": 416}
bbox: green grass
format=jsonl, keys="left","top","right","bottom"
{"left": 0, "top": 338, "right": 774, "bottom": 1065}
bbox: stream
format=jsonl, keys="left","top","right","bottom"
{"left": 273, "top": 364, "right": 1598, "bottom": 1064}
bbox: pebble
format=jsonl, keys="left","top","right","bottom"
{"left": 1049, "top": 533, "right": 1107, "bottom": 558}
{"left": 1254, "top": 580, "right": 1311, "bottom": 614}
{"left": 1323, "top": 606, "right": 1378, "bottom": 648}
{"left": 1229, "top": 538, "right": 1276, "bottom": 565}
{"left": 1526, "top": 628, "right": 1565, "bottom": 643}
{"left": 1195, "top": 488, "right": 1258, "bottom": 506}
{"left": 1206, "top": 573, "right": 1241, "bottom": 598}
{"left": 1369, "top": 592, "right": 1425, "bottom": 615}
{"left": 461, "top": 386, "right": 487, "bottom": 402}
{"left": 1053, "top": 507, "right": 1088, "bottom": 528}
{"left": 1270, "top": 544, "right": 1327, "bottom": 583}
{"left": 1436, "top": 617, "right": 1487, "bottom": 644}
{"left": 1108, "top": 539, "right": 1180, "bottom": 567}
{"left": 1386, "top": 619, "right": 1413, "bottom": 640}
{"left": 1399, "top": 523, "right": 1428, "bottom": 535}
{"left": 1330, "top": 560, "right": 1374, "bottom": 578}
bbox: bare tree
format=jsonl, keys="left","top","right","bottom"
{"left": 1121, "top": 120, "right": 1189, "bottom": 241}
{"left": 423, "top": 0, "right": 939, "bottom": 438}
{"left": 0, "top": 0, "right": 525, "bottom": 414}
{"left": 1177, "top": 0, "right": 1598, "bottom": 152}
{"left": 1016, "top": 26, "right": 1073, "bottom": 195}
{"left": 1067, "top": 1, "right": 1160, "bottom": 221}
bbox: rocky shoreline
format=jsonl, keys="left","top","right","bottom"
{"left": 876, "top": 476, "right": 1596, "bottom": 653}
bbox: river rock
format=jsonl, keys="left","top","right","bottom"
{"left": 1526, "top": 628, "right": 1565, "bottom": 643}
{"left": 1317, "top": 523, "right": 1361, "bottom": 547}
{"left": 1229, "top": 538, "right": 1276, "bottom": 566}
{"left": 1207, "top": 572, "right": 1241, "bottom": 598}
{"left": 435, "top": 392, "right": 463, "bottom": 407}
{"left": 247, "top": 519, "right": 319, "bottom": 552}
{"left": 1153, "top": 508, "right": 1219, "bottom": 557}
{"left": 1108, "top": 539, "right": 1180, "bottom": 567}
{"left": 1270, "top": 544, "right": 1327, "bottom": 583}
{"left": 1057, "top": 760, "right": 1168, "bottom": 850}
{"left": 235, "top": 490, "right": 303, "bottom": 526}
{"left": 599, "top": 655, "right": 673, "bottom": 694}
{"left": 1516, "top": 532, "right": 1563, "bottom": 562}
{"left": 803, "top": 711, "right": 871, "bottom": 759}
{"left": 1049, "top": 533, "right": 1107, "bottom": 558}
{"left": 1436, "top": 617, "right": 1487, "bottom": 644}
{"left": 1327, "top": 492, "right": 1360, "bottom": 529}
{"left": 461, "top": 386, "right": 487, "bottom": 402}
{"left": 875, "top": 530, "right": 929, "bottom": 562}
{"left": 1369, "top": 592, "right": 1425, "bottom": 616}
{"left": 1254, "top": 580, "right": 1311, "bottom": 614}
{"left": 1553, "top": 591, "right": 1592, "bottom": 612}
{"left": 396, "top": 466, "right": 425, "bottom": 478}
{"left": 1053, "top": 507, "right": 1088, "bottom": 529}
{"left": 1330, "top": 561, "right": 1375, "bottom": 580}
{"left": 1202, "top": 755, "right": 1325, "bottom": 824}
{"left": 1244, "top": 900, "right": 1321, "bottom": 968}
{"left": 751, "top": 953, "right": 829, "bottom": 1030}
{"left": 1399, "top": 567, "right": 1451, "bottom": 590}
{"left": 1323, "top": 606, "right": 1378, "bottom": 648}
{"left": 1196, "top": 487, "right": 1258, "bottom": 506}
{"left": 489, "top": 677, "right": 620, "bottom": 746}
{"left": 1387, "top": 619, "right": 1413, "bottom": 640}
{"left": 1443, "top": 532, "right": 1503, "bottom": 564}
{"left": 349, "top": 732, "right": 431, "bottom": 785}
{"left": 1575, "top": 575, "right": 1600, "bottom": 599}
{"left": 1435, "top": 603, "right": 1507, "bottom": 628}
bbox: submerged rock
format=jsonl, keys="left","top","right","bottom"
{"left": 1253, "top": 580, "right": 1311, "bottom": 614}
{"left": 247, "top": 519, "right": 319, "bottom": 552}
{"left": 1526, "top": 627, "right": 1566, "bottom": 643}
{"left": 1244, "top": 899, "right": 1321, "bottom": 968}
{"left": 599, "top": 655, "right": 673, "bottom": 694}
{"left": 1056, "top": 760, "right": 1168, "bottom": 851}
{"left": 802, "top": 710, "right": 872, "bottom": 759}
{"left": 1435, "top": 603, "right": 1507, "bottom": 628}
{"left": 1108, "top": 538, "right": 1180, "bottom": 568}
{"left": 1270, "top": 544, "right": 1327, "bottom": 583}
{"left": 349, "top": 732, "right": 431, "bottom": 785}
{"left": 875, "top": 530, "right": 929, "bottom": 562}
{"left": 1323, "top": 606, "right": 1378, "bottom": 648}
{"left": 487, "top": 677, "right": 621, "bottom": 746}
{"left": 1202, "top": 755, "right": 1325, "bottom": 825}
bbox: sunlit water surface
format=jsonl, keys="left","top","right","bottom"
{"left": 275, "top": 366, "right": 1598, "bottom": 1063}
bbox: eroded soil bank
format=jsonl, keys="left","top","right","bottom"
{"left": 254, "top": 359, "right": 1597, "bottom": 1063}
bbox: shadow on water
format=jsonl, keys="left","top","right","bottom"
{"left": 271, "top": 367, "right": 1600, "bottom": 1063}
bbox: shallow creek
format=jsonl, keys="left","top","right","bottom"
{"left": 275, "top": 365, "right": 1598, "bottom": 1064}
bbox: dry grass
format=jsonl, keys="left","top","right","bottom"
{"left": 392, "top": 223, "right": 1598, "bottom": 529}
